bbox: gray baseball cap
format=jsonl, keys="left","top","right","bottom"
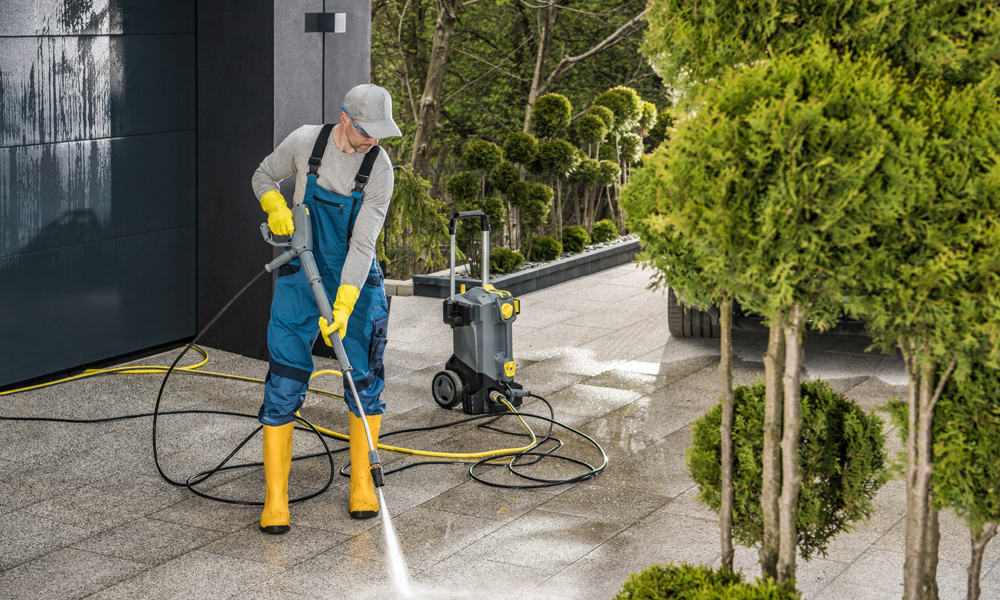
{"left": 342, "top": 84, "right": 402, "bottom": 139}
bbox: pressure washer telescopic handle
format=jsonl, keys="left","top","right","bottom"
{"left": 448, "top": 211, "right": 490, "bottom": 299}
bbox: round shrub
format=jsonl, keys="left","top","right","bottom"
{"left": 531, "top": 236, "right": 562, "bottom": 261}
{"left": 594, "top": 86, "right": 642, "bottom": 133}
{"left": 489, "top": 160, "right": 520, "bottom": 194}
{"left": 489, "top": 247, "right": 524, "bottom": 275}
{"left": 591, "top": 219, "right": 619, "bottom": 243}
{"left": 523, "top": 184, "right": 553, "bottom": 229}
{"left": 505, "top": 180, "right": 530, "bottom": 209}
{"left": 575, "top": 113, "right": 609, "bottom": 149}
{"left": 530, "top": 93, "right": 572, "bottom": 139}
{"left": 638, "top": 100, "right": 658, "bottom": 133}
{"left": 537, "top": 139, "right": 581, "bottom": 178}
{"left": 503, "top": 132, "right": 539, "bottom": 166}
{"left": 597, "top": 159, "right": 621, "bottom": 186}
{"left": 570, "top": 158, "right": 601, "bottom": 185}
{"left": 614, "top": 562, "right": 799, "bottom": 600}
{"left": 686, "top": 379, "right": 889, "bottom": 560}
{"left": 586, "top": 105, "right": 615, "bottom": 132}
{"left": 619, "top": 132, "right": 643, "bottom": 166}
{"left": 615, "top": 563, "right": 741, "bottom": 600}
{"left": 561, "top": 225, "right": 590, "bottom": 253}
{"left": 463, "top": 139, "right": 503, "bottom": 172}
{"left": 446, "top": 172, "right": 479, "bottom": 204}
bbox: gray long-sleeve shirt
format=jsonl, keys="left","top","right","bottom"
{"left": 252, "top": 124, "right": 394, "bottom": 290}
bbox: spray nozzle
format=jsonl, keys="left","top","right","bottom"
{"left": 369, "top": 449, "right": 385, "bottom": 488}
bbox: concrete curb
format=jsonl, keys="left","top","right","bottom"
{"left": 410, "top": 238, "right": 640, "bottom": 298}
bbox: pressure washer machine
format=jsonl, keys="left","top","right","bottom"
{"left": 431, "top": 211, "right": 526, "bottom": 415}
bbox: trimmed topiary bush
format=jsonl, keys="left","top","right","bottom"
{"left": 561, "top": 225, "right": 590, "bottom": 253}
{"left": 591, "top": 219, "right": 618, "bottom": 243}
{"left": 503, "top": 132, "right": 539, "bottom": 166}
{"left": 530, "top": 236, "right": 562, "bottom": 261}
{"left": 462, "top": 139, "right": 503, "bottom": 172}
{"left": 687, "top": 379, "right": 889, "bottom": 560}
{"left": 489, "top": 160, "right": 520, "bottom": 194}
{"left": 614, "top": 562, "right": 800, "bottom": 600}
{"left": 445, "top": 172, "right": 479, "bottom": 204}
{"left": 489, "top": 247, "right": 524, "bottom": 274}
{"left": 530, "top": 93, "right": 572, "bottom": 139}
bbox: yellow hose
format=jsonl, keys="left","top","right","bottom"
{"left": 303, "top": 371, "right": 538, "bottom": 460}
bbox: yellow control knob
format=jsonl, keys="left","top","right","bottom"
{"left": 501, "top": 302, "right": 514, "bottom": 319}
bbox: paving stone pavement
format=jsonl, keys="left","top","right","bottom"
{"left": 1, "top": 262, "right": 997, "bottom": 600}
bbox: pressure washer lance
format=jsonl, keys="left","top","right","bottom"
{"left": 260, "top": 204, "right": 385, "bottom": 488}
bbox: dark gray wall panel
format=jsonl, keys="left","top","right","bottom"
{"left": 275, "top": 0, "right": 323, "bottom": 144}
{"left": 1, "top": 132, "right": 196, "bottom": 258}
{"left": 0, "top": 0, "right": 195, "bottom": 36}
{"left": 0, "top": 35, "right": 195, "bottom": 148}
{"left": 0, "top": 139, "right": 111, "bottom": 257}
{"left": 109, "top": 35, "right": 196, "bottom": 137}
{"left": 0, "top": 36, "right": 113, "bottom": 146}
{"left": 0, "top": 227, "right": 196, "bottom": 386}
{"left": 323, "top": 0, "right": 372, "bottom": 123}
{"left": 196, "top": 0, "right": 276, "bottom": 360}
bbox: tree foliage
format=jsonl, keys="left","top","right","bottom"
{"left": 687, "top": 380, "right": 889, "bottom": 560}
{"left": 372, "top": 0, "right": 667, "bottom": 161}
{"left": 379, "top": 165, "right": 451, "bottom": 275}
{"left": 530, "top": 93, "right": 573, "bottom": 140}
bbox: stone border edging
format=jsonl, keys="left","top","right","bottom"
{"left": 408, "top": 238, "right": 640, "bottom": 298}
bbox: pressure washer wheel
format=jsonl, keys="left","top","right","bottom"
{"left": 431, "top": 370, "right": 464, "bottom": 409}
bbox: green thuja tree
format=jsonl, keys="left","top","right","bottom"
{"left": 850, "top": 79, "right": 1000, "bottom": 600}
{"left": 627, "top": 41, "right": 918, "bottom": 581}
{"left": 688, "top": 380, "right": 889, "bottom": 560}
{"left": 575, "top": 112, "right": 608, "bottom": 159}
{"left": 378, "top": 165, "right": 450, "bottom": 279}
{"left": 643, "top": 2, "right": 1000, "bottom": 596}
{"left": 624, "top": 147, "right": 754, "bottom": 571}
{"left": 931, "top": 368, "right": 1000, "bottom": 600}
{"left": 530, "top": 93, "right": 572, "bottom": 140}
{"left": 886, "top": 362, "right": 1000, "bottom": 600}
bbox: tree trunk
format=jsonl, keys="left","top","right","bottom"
{"left": 523, "top": 0, "right": 558, "bottom": 133}
{"left": 409, "top": 0, "right": 460, "bottom": 164}
{"left": 573, "top": 182, "right": 581, "bottom": 227}
{"left": 967, "top": 523, "right": 998, "bottom": 600}
{"left": 905, "top": 362, "right": 935, "bottom": 600}
{"left": 777, "top": 304, "right": 806, "bottom": 584}
{"left": 554, "top": 176, "right": 563, "bottom": 236}
{"left": 760, "top": 320, "right": 785, "bottom": 580}
{"left": 719, "top": 294, "right": 735, "bottom": 572}
{"left": 923, "top": 508, "right": 941, "bottom": 600}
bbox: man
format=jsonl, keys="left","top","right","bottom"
{"left": 251, "top": 84, "right": 400, "bottom": 534}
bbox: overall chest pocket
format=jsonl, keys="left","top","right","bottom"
{"left": 308, "top": 194, "right": 354, "bottom": 265}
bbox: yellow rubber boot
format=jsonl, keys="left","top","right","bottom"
{"left": 260, "top": 422, "right": 294, "bottom": 534}
{"left": 349, "top": 413, "right": 382, "bottom": 519}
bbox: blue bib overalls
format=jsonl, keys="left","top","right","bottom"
{"left": 259, "top": 139, "right": 389, "bottom": 426}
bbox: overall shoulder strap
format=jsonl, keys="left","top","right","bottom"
{"left": 351, "top": 146, "right": 381, "bottom": 200}
{"left": 307, "top": 123, "right": 336, "bottom": 175}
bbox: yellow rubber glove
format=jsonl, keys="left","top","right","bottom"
{"left": 260, "top": 190, "right": 294, "bottom": 236}
{"left": 319, "top": 284, "right": 361, "bottom": 345}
